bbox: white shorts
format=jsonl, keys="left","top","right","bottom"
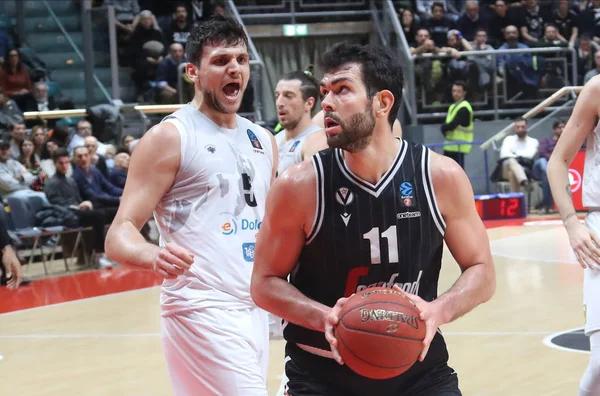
{"left": 584, "top": 211, "right": 600, "bottom": 336}
{"left": 161, "top": 306, "right": 269, "bottom": 396}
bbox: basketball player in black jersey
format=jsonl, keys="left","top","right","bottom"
{"left": 251, "top": 42, "right": 496, "bottom": 396}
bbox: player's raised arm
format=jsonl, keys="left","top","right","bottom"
{"left": 251, "top": 161, "right": 330, "bottom": 332}
{"left": 105, "top": 123, "right": 193, "bottom": 277}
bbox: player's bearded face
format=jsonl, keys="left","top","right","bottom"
{"left": 198, "top": 44, "right": 250, "bottom": 114}
{"left": 325, "top": 100, "right": 375, "bottom": 153}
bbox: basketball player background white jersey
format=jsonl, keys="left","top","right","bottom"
{"left": 154, "top": 105, "right": 273, "bottom": 314}
{"left": 583, "top": 120, "right": 600, "bottom": 336}
{"left": 156, "top": 105, "right": 273, "bottom": 395}
{"left": 275, "top": 124, "right": 321, "bottom": 175}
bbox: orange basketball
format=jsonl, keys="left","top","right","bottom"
{"left": 335, "top": 287, "right": 426, "bottom": 379}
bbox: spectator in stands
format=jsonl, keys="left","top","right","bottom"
{"left": 47, "top": 125, "right": 71, "bottom": 150}
{"left": 31, "top": 125, "right": 46, "bottom": 161}
{"left": 104, "top": 0, "right": 141, "bottom": 47}
{"left": 445, "top": 29, "right": 478, "bottom": 87}
{"left": 0, "top": 139, "right": 47, "bottom": 201}
{"left": 440, "top": 81, "right": 473, "bottom": 168}
{"left": 109, "top": 152, "right": 129, "bottom": 189}
{"left": 19, "top": 137, "right": 45, "bottom": 191}
{"left": 497, "top": 25, "right": 540, "bottom": 99}
{"left": 165, "top": 3, "right": 192, "bottom": 49}
{"left": 470, "top": 28, "right": 495, "bottom": 91}
{"left": 578, "top": 0, "right": 600, "bottom": 43}
{"left": 84, "top": 136, "right": 109, "bottom": 179}
{"left": 411, "top": 28, "right": 446, "bottom": 100}
{"left": 488, "top": 0, "right": 515, "bottom": 48}
{"left": 423, "top": 2, "right": 456, "bottom": 47}
{"left": 0, "top": 88, "right": 23, "bottom": 136}
{"left": 533, "top": 119, "right": 564, "bottom": 212}
{"left": 400, "top": 9, "right": 419, "bottom": 47}
{"left": 40, "top": 138, "right": 71, "bottom": 178}
{"left": 417, "top": 0, "right": 460, "bottom": 21}
{"left": 584, "top": 51, "right": 600, "bottom": 83}
{"left": 21, "top": 82, "right": 60, "bottom": 129}
{"left": 68, "top": 119, "right": 93, "bottom": 155}
{"left": 72, "top": 146, "right": 122, "bottom": 209}
{"left": 498, "top": 117, "right": 539, "bottom": 192}
{"left": 0, "top": 49, "right": 31, "bottom": 109}
{"left": 103, "top": 144, "right": 116, "bottom": 168}
{"left": 118, "top": 134, "right": 135, "bottom": 154}
{"left": 8, "top": 122, "right": 25, "bottom": 160}
{"left": 0, "top": 30, "right": 12, "bottom": 68}
{"left": 576, "top": 33, "right": 596, "bottom": 84}
{"left": 516, "top": 0, "right": 553, "bottom": 45}
{"left": 553, "top": 0, "right": 579, "bottom": 46}
{"left": 45, "top": 148, "right": 116, "bottom": 269}
{"left": 129, "top": 9, "right": 166, "bottom": 102}
{"left": 456, "top": 0, "right": 488, "bottom": 42}
{"left": 155, "top": 43, "right": 185, "bottom": 104}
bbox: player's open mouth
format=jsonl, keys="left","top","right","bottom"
{"left": 324, "top": 117, "right": 342, "bottom": 136}
{"left": 223, "top": 82, "right": 241, "bottom": 99}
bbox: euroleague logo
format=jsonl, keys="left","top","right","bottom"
{"left": 569, "top": 169, "right": 582, "bottom": 193}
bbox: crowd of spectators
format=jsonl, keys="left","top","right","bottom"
{"left": 402, "top": 0, "right": 600, "bottom": 104}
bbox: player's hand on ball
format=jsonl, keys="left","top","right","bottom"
{"left": 565, "top": 220, "right": 600, "bottom": 270}
{"left": 152, "top": 243, "right": 194, "bottom": 279}
{"left": 325, "top": 295, "right": 353, "bottom": 365}
{"left": 392, "top": 286, "right": 444, "bottom": 362}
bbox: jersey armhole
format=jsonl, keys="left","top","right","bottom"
{"left": 161, "top": 116, "right": 187, "bottom": 175}
{"left": 305, "top": 154, "right": 325, "bottom": 245}
{"left": 421, "top": 147, "right": 446, "bottom": 236}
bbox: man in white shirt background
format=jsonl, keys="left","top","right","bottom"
{"left": 499, "top": 117, "right": 539, "bottom": 192}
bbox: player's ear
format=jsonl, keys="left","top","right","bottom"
{"left": 375, "top": 90, "right": 394, "bottom": 120}
{"left": 305, "top": 96, "right": 315, "bottom": 113}
{"left": 186, "top": 63, "right": 199, "bottom": 84}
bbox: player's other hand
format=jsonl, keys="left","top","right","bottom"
{"left": 324, "top": 295, "right": 353, "bottom": 365}
{"left": 152, "top": 243, "right": 194, "bottom": 279}
{"left": 393, "top": 286, "right": 444, "bottom": 362}
{"left": 565, "top": 219, "right": 600, "bottom": 270}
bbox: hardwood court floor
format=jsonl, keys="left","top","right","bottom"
{"left": 0, "top": 219, "right": 591, "bottom": 395}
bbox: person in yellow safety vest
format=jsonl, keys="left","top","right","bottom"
{"left": 440, "top": 80, "right": 473, "bottom": 169}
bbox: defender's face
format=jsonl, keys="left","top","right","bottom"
{"left": 320, "top": 63, "right": 376, "bottom": 153}
{"left": 193, "top": 43, "right": 250, "bottom": 115}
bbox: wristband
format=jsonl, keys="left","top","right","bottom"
{"left": 563, "top": 212, "right": 577, "bottom": 223}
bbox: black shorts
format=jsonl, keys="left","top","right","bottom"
{"left": 283, "top": 341, "right": 460, "bottom": 396}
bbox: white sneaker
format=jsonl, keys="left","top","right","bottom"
{"left": 97, "top": 254, "right": 116, "bottom": 269}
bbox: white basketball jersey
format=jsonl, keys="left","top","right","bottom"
{"left": 154, "top": 105, "right": 273, "bottom": 315}
{"left": 583, "top": 120, "right": 600, "bottom": 207}
{"left": 275, "top": 124, "right": 321, "bottom": 175}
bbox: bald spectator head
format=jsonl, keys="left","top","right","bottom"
{"left": 84, "top": 136, "right": 99, "bottom": 156}
{"left": 465, "top": 0, "right": 479, "bottom": 20}
{"left": 114, "top": 152, "right": 130, "bottom": 171}
{"left": 33, "top": 82, "right": 49, "bottom": 103}
{"left": 170, "top": 43, "right": 184, "bottom": 62}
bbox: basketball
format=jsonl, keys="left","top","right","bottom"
{"left": 335, "top": 287, "right": 426, "bottom": 379}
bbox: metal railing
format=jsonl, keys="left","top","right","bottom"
{"left": 41, "top": 0, "right": 111, "bottom": 104}
{"left": 412, "top": 46, "right": 577, "bottom": 121}
{"left": 480, "top": 85, "right": 583, "bottom": 150}
{"left": 236, "top": 0, "right": 371, "bottom": 23}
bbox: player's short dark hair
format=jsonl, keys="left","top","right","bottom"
{"left": 319, "top": 42, "right": 404, "bottom": 127}
{"left": 185, "top": 15, "right": 249, "bottom": 66}
{"left": 279, "top": 67, "right": 320, "bottom": 111}
{"left": 52, "top": 147, "right": 69, "bottom": 162}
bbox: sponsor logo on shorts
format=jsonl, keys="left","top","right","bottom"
{"left": 242, "top": 242, "right": 255, "bottom": 262}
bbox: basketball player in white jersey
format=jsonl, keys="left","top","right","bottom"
{"left": 105, "top": 15, "right": 277, "bottom": 396}
{"left": 304, "top": 109, "right": 403, "bottom": 158}
{"left": 274, "top": 70, "right": 322, "bottom": 175}
{"left": 548, "top": 75, "right": 600, "bottom": 396}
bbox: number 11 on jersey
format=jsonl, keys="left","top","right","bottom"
{"left": 363, "top": 226, "right": 399, "bottom": 264}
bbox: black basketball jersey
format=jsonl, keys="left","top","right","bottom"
{"left": 284, "top": 139, "right": 448, "bottom": 362}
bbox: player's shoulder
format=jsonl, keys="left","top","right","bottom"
{"left": 140, "top": 121, "right": 180, "bottom": 148}
{"left": 428, "top": 150, "right": 468, "bottom": 188}
{"left": 273, "top": 159, "right": 316, "bottom": 194}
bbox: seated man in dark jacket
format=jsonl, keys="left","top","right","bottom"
{"left": 108, "top": 152, "right": 129, "bottom": 189}
{"left": 72, "top": 146, "right": 122, "bottom": 209}
{"left": 45, "top": 148, "right": 117, "bottom": 268}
